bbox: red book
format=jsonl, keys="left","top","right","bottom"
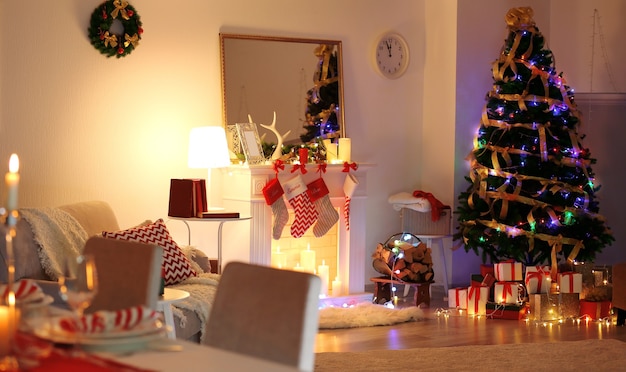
{"left": 202, "top": 212, "right": 240, "bottom": 219}
{"left": 168, "top": 179, "right": 195, "bottom": 218}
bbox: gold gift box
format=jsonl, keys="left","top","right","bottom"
{"left": 529, "top": 293, "right": 580, "bottom": 321}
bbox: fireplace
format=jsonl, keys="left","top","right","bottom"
{"left": 221, "top": 163, "right": 372, "bottom": 295}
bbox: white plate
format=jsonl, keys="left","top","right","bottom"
{"left": 35, "top": 317, "right": 165, "bottom": 343}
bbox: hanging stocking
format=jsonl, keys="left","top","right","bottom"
{"left": 343, "top": 174, "right": 359, "bottom": 230}
{"left": 262, "top": 178, "right": 289, "bottom": 240}
{"left": 308, "top": 177, "right": 339, "bottom": 237}
{"left": 283, "top": 174, "right": 318, "bottom": 238}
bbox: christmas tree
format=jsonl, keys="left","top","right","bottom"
{"left": 300, "top": 44, "right": 340, "bottom": 143}
{"left": 455, "top": 7, "right": 613, "bottom": 268}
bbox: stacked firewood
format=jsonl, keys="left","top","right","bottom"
{"left": 371, "top": 240, "right": 434, "bottom": 283}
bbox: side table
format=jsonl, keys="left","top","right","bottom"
{"left": 157, "top": 287, "right": 190, "bottom": 339}
{"left": 168, "top": 216, "right": 252, "bottom": 274}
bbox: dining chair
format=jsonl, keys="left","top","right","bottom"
{"left": 204, "top": 261, "right": 321, "bottom": 372}
{"left": 82, "top": 236, "right": 163, "bottom": 313}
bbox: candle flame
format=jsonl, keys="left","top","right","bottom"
{"left": 8, "top": 154, "right": 19, "bottom": 173}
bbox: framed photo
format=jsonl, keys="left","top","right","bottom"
{"left": 235, "top": 122, "right": 265, "bottom": 164}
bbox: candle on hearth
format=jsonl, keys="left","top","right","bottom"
{"left": 317, "top": 260, "right": 329, "bottom": 296}
{"left": 298, "top": 147, "right": 308, "bottom": 164}
{"left": 338, "top": 138, "right": 351, "bottom": 162}
{"left": 271, "top": 246, "right": 288, "bottom": 269}
{"left": 5, "top": 154, "right": 19, "bottom": 215}
{"left": 300, "top": 244, "right": 316, "bottom": 273}
{"left": 332, "top": 276, "right": 342, "bottom": 296}
{"left": 293, "top": 263, "right": 305, "bottom": 272}
{"left": 323, "top": 139, "right": 338, "bottom": 163}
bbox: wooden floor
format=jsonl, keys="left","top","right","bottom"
{"left": 314, "top": 285, "right": 626, "bottom": 353}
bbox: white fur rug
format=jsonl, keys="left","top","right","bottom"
{"left": 318, "top": 302, "right": 426, "bottom": 329}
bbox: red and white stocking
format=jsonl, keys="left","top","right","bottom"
{"left": 343, "top": 174, "right": 359, "bottom": 230}
{"left": 262, "top": 178, "right": 289, "bottom": 240}
{"left": 283, "top": 174, "right": 318, "bottom": 238}
{"left": 308, "top": 177, "right": 339, "bottom": 237}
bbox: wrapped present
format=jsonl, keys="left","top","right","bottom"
{"left": 448, "top": 288, "right": 468, "bottom": 309}
{"left": 528, "top": 293, "right": 560, "bottom": 321}
{"left": 572, "top": 261, "right": 594, "bottom": 287}
{"left": 481, "top": 273, "right": 497, "bottom": 287}
{"left": 525, "top": 269, "right": 551, "bottom": 294}
{"left": 467, "top": 286, "right": 489, "bottom": 316}
{"left": 480, "top": 264, "right": 494, "bottom": 277}
{"left": 486, "top": 302, "right": 529, "bottom": 320}
{"left": 494, "top": 282, "right": 522, "bottom": 304}
{"left": 580, "top": 300, "right": 611, "bottom": 320}
{"left": 559, "top": 293, "right": 580, "bottom": 319}
{"left": 592, "top": 267, "right": 609, "bottom": 286}
{"left": 557, "top": 272, "right": 582, "bottom": 293}
{"left": 471, "top": 274, "right": 484, "bottom": 287}
{"left": 494, "top": 261, "right": 523, "bottom": 282}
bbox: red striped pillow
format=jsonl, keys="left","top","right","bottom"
{"left": 102, "top": 219, "right": 197, "bottom": 285}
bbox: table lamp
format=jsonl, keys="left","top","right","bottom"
{"left": 188, "top": 126, "right": 231, "bottom": 211}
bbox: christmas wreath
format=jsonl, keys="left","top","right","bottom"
{"left": 88, "top": 0, "right": 143, "bottom": 58}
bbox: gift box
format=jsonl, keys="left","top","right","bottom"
{"left": 572, "top": 261, "right": 594, "bottom": 287}
{"left": 525, "top": 268, "right": 551, "bottom": 294}
{"left": 528, "top": 293, "right": 560, "bottom": 321}
{"left": 529, "top": 293, "right": 580, "bottom": 321}
{"left": 448, "top": 288, "right": 468, "bottom": 309}
{"left": 467, "top": 286, "right": 489, "bottom": 316}
{"left": 559, "top": 293, "right": 580, "bottom": 318}
{"left": 494, "top": 261, "right": 523, "bottom": 282}
{"left": 486, "top": 302, "right": 529, "bottom": 320}
{"left": 557, "top": 272, "right": 583, "bottom": 293}
{"left": 400, "top": 207, "right": 451, "bottom": 235}
{"left": 494, "top": 282, "right": 522, "bottom": 304}
{"left": 480, "top": 264, "right": 494, "bottom": 277}
{"left": 471, "top": 274, "right": 484, "bottom": 287}
{"left": 580, "top": 300, "right": 611, "bottom": 320}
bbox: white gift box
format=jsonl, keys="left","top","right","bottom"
{"left": 557, "top": 272, "right": 582, "bottom": 293}
{"left": 494, "top": 261, "right": 523, "bottom": 281}
{"left": 525, "top": 267, "right": 551, "bottom": 294}
{"left": 467, "top": 286, "right": 489, "bottom": 316}
{"left": 494, "top": 282, "right": 521, "bottom": 304}
{"left": 448, "top": 288, "right": 468, "bottom": 309}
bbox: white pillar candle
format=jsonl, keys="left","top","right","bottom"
{"left": 300, "top": 244, "right": 316, "bottom": 273}
{"left": 5, "top": 154, "right": 19, "bottom": 215}
{"left": 0, "top": 305, "right": 17, "bottom": 358}
{"left": 271, "top": 246, "right": 288, "bottom": 269}
{"left": 293, "top": 263, "right": 305, "bottom": 272}
{"left": 325, "top": 142, "right": 338, "bottom": 163}
{"left": 338, "top": 138, "right": 351, "bottom": 162}
{"left": 317, "top": 260, "right": 330, "bottom": 296}
{"left": 332, "top": 276, "right": 342, "bottom": 296}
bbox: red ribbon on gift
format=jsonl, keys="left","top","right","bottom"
{"left": 455, "top": 290, "right": 461, "bottom": 307}
{"left": 342, "top": 161, "right": 358, "bottom": 172}
{"left": 499, "top": 282, "right": 514, "bottom": 302}
{"left": 525, "top": 271, "right": 547, "bottom": 293}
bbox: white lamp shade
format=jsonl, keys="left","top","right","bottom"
{"left": 188, "top": 126, "right": 231, "bottom": 169}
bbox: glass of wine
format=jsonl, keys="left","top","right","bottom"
{"left": 58, "top": 254, "right": 99, "bottom": 349}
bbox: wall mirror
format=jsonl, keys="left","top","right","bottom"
{"left": 220, "top": 33, "right": 345, "bottom": 153}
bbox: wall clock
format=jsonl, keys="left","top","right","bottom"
{"left": 374, "top": 32, "right": 410, "bottom": 79}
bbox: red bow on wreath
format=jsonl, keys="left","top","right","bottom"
{"left": 342, "top": 162, "right": 358, "bottom": 172}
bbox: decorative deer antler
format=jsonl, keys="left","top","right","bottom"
{"left": 253, "top": 112, "right": 291, "bottom": 161}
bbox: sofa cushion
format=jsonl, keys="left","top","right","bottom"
{"left": 102, "top": 219, "right": 197, "bottom": 285}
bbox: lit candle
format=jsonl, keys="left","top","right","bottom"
{"left": 5, "top": 154, "right": 19, "bottom": 215}
{"left": 338, "top": 138, "right": 351, "bottom": 162}
{"left": 332, "top": 276, "right": 342, "bottom": 296}
{"left": 0, "top": 305, "right": 18, "bottom": 358}
{"left": 324, "top": 141, "right": 338, "bottom": 163}
{"left": 271, "top": 246, "right": 288, "bottom": 269}
{"left": 300, "top": 244, "right": 316, "bottom": 273}
{"left": 317, "top": 260, "right": 330, "bottom": 296}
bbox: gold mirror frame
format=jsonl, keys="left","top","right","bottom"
{"left": 219, "top": 33, "right": 345, "bottom": 151}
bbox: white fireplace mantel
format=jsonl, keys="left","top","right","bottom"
{"left": 221, "top": 163, "right": 373, "bottom": 295}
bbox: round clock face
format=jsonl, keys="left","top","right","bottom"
{"left": 375, "top": 33, "right": 410, "bottom": 79}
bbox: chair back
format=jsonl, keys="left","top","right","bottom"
{"left": 83, "top": 236, "right": 163, "bottom": 313}
{"left": 205, "top": 262, "right": 321, "bottom": 371}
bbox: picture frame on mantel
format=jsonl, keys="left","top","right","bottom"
{"left": 235, "top": 122, "right": 265, "bottom": 165}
